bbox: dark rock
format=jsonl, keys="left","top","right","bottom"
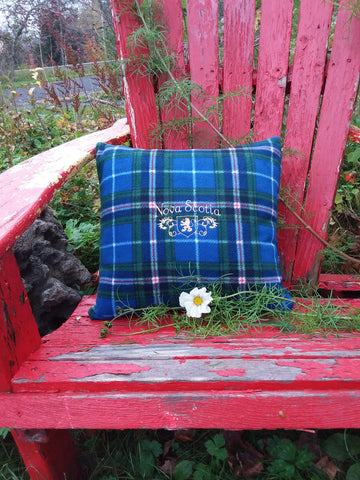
{"left": 14, "top": 206, "right": 92, "bottom": 335}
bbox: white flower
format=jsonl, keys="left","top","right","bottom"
{"left": 179, "top": 287, "right": 213, "bottom": 318}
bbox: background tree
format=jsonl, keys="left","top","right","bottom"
{"left": 0, "top": 0, "right": 47, "bottom": 75}
{"left": 0, "top": 0, "right": 117, "bottom": 74}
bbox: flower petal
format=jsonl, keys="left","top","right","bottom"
{"left": 179, "top": 291, "right": 192, "bottom": 307}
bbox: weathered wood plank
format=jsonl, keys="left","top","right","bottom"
{"left": 222, "top": 0, "right": 256, "bottom": 142}
{"left": 253, "top": 0, "right": 293, "bottom": 141}
{"left": 319, "top": 274, "right": 360, "bottom": 292}
{"left": 186, "top": 0, "right": 219, "bottom": 147}
{"left": 0, "top": 118, "right": 129, "bottom": 257}
{"left": 160, "top": 0, "right": 190, "bottom": 149}
{"left": 111, "top": 0, "right": 159, "bottom": 148}
{"left": 11, "top": 355, "right": 360, "bottom": 393}
{"left": 10, "top": 295, "right": 360, "bottom": 395}
{"left": 3, "top": 390, "right": 360, "bottom": 430}
{"left": 278, "top": 0, "right": 333, "bottom": 282}
{"left": 293, "top": 6, "right": 360, "bottom": 282}
{"left": 0, "top": 250, "right": 40, "bottom": 392}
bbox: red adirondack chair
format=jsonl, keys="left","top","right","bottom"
{"left": 1, "top": 1, "right": 360, "bottom": 478}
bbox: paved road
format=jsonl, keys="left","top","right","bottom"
{"left": 2, "top": 76, "right": 103, "bottom": 106}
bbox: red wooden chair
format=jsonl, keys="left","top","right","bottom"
{"left": 1, "top": 1, "right": 360, "bottom": 478}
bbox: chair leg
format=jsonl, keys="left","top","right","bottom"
{"left": 11, "top": 429, "right": 80, "bottom": 480}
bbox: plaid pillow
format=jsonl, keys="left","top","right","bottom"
{"left": 89, "top": 138, "right": 292, "bottom": 320}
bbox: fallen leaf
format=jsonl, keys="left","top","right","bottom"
{"left": 316, "top": 456, "right": 341, "bottom": 480}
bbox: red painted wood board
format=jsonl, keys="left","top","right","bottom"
{"left": 186, "top": 0, "right": 220, "bottom": 148}
{"left": 293, "top": 7, "right": 360, "bottom": 282}
{"left": 0, "top": 118, "right": 129, "bottom": 257}
{"left": 3, "top": 390, "right": 360, "bottom": 431}
{"left": 253, "top": 0, "right": 293, "bottom": 142}
{"left": 222, "top": 0, "right": 256, "bottom": 142}
{"left": 319, "top": 274, "right": 360, "bottom": 292}
{"left": 8, "top": 295, "right": 360, "bottom": 404}
{"left": 160, "top": 0, "right": 190, "bottom": 149}
{"left": 277, "top": 0, "right": 333, "bottom": 282}
{"left": 111, "top": 0, "right": 160, "bottom": 148}
{"left": 12, "top": 429, "right": 79, "bottom": 480}
{"left": 0, "top": 250, "right": 40, "bottom": 392}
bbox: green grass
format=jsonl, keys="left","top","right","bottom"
{"left": 3, "top": 428, "right": 360, "bottom": 479}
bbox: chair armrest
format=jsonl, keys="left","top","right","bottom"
{"left": 0, "top": 118, "right": 129, "bottom": 257}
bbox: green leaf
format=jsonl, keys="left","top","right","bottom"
{"left": 205, "top": 433, "right": 228, "bottom": 461}
{"left": 324, "top": 433, "right": 360, "bottom": 461}
{"left": 267, "top": 459, "right": 296, "bottom": 480}
{"left": 140, "top": 439, "right": 162, "bottom": 457}
{"left": 346, "top": 463, "right": 360, "bottom": 480}
{"left": 193, "top": 463, "right": 213, "bottom": 480}
{"left": 0, "top": 428, "right": 9, "bottom": 439}
{"left": 297, "top": 449, "right": 314, "bottom": 470}
{"left": 267, "top": 438, "right": 297, "bottom": 462}
{"left": 174, "top": 460, "right": 194, "bottom": 480}
{"left": 323, "top": 433, "right": 352, "bottom": 461}
{"left": 347, "top": 147, "right": 360, "bottom": 165}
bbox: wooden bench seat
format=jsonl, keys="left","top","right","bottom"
{"left": 3, "top": 295, "right": 360, "bottom": 431}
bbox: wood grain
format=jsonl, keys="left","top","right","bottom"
{"left": 253, "top": 0, "right": 293, "bottom": 141}
{"left": 187, "top": 0, "right": 219, "bottom": 147}
{"left": 222, "top": 0, "right": 256, "bottom": 141}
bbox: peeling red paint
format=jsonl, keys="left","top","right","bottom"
{"left": 275, "top": 359, "right": 360, "bottom": 381}
{"left": 210, "top": 369, "right": 246, "bottom": 377}
{"left": 174, "top": 357, "right": 186, "bottom": 364}
{"left": 13, "top": 362, "right": 151, "bottom": 383}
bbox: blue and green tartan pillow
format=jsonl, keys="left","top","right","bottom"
{"left": 89, "top": 137, "right": 292, "bottom": 320}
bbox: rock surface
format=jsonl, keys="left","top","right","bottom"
{"left": 14, "top": 207, "right": 92, "bottom": 335}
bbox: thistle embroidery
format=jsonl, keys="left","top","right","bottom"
{"left": 158, "top": 215, "right": 218, "bottom": 237}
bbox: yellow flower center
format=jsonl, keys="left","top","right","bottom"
{"left": 193, "top": 296, "right": 203, "bottom": 306}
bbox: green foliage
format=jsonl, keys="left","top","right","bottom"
{"left": 50, "top": 162, "right": 101, "bottom": 272}
{"left": 0, "top": 85, "right": 81, "bottom": 172}
{"left": 266, "top": 437, "right": 314, "bottom": 480}
{"left": 0, "top": 429, "right": 9, "bottom": 440}
{"left": 172, "top": 433, "right": 232, "bottom": 480}
{"left": 0, "top": 432, "right": 27, "bottom": 480}
{"left": 323, "top": 431, "right": 360, "bottom": 480}
{"left": 64, "top": 219, "right": 100, "bottom": 273}
{"left": 323, "top": 432, "right": 360, "bottom": 461}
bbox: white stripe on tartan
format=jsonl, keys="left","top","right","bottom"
{"left": 229, "top": 148, "right": 245, "bottom": 283}
{"left": 268, "top": 138, "right": 279, "bottom": 269}
{"left": 99, "top": 275, "right": 282, "bottom": 285}
{"left": 192, "top": 149, "right": 200, "bottom": 278}
{"left": 101, "top": 238, "right": 277, "bottom": 250}
{"left": 111, "top": 148, "right": 117, "bottom": 316}
{"left": 149, "top": 150, "right": 161, "bottom": 303}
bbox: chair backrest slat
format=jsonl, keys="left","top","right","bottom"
{"left": 278, "top": 0, "right": 334, "bottom": 282}
{"left": 112, "top": 0, "right": 159, "bottom": 148}
{"left": 253, "top": 0, "right": 293, "bottom": 142}
{"left": 161, "top": 0, "right": 190, "bottom": 149}
{"left": 293, "top": 5, "right": 360, "bottom": 282}
{"left": 187, "top": 0, "right": 220, "bottom": 148}
{"left": 222, "top": 0, "right": 256, "bottom": 142}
